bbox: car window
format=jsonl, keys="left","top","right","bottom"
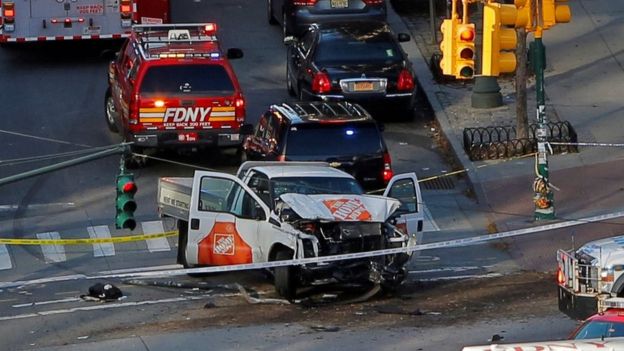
{"left": 314, "top": 33, "right": 402, "bottom": 64}
{"left": 139, "top": 64, "right": 235, "bottom": 96}
{"left": 247, "top": 172, "right": 272, "bottom": 207}
{"left": 387, "top": 178, "right": 418, "bottom": 213}
{"left": 284, "top": 123, "right": 382, "bottom": 156}
{"left": 573, "top": 321, "right": 624, "bottom": 339}
{"left": 199, "top": 176, "right": 263, "bottom": 219}
{"left": 271, "top": 176, "right": 364, "bottom": 200}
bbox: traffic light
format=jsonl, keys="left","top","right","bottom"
{"left": 455, "top": 23, "right": 476, "bottom": 79}
{"left": 482, "top": 1, "right": 529, "bottom": 76}
{"left": 541, "top": 0, "right": 571, "bottom": 29}
{"left": 116, "top": 173, "right": 137, "bottom": 230}
{"left": 439, "top": 18, "right": 458, "bottom": 77}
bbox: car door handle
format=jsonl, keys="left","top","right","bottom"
{"left": 191, "top": 218, "right": 200, "bottom": 230}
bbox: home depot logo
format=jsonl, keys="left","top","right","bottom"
{"left": 213, "top": 234, "right": 235, "bottom": 255}
{"left": 322, "top": 198, "right": 372, "bottom": 221}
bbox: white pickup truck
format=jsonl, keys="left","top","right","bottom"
{"left": 157, "top": 161, "right": 424, "bottom": 299}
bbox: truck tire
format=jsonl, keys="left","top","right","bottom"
{"left": 274, "top": 249, "right": 297, "bottom": 300}
{"left": 177, "top": 220, "right": 190, "bottom": 268}
{"left": 104, "top": 88, "right": 119, "bottom": 133}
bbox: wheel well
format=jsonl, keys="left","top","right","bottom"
{"left": 269, "top": 243, "right": 293, "bottom": 261}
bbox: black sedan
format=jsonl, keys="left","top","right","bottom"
{"left": 285, "top": 21, "right": 417, "bottom": 118}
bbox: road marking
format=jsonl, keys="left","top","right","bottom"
{"left": 0, "top": 203, "right": 75, "bottom": 213}
{"left": 12, "top": 297, "right": 81, "bottom": 308}
{"left": 0, "top": 244, "right": 11, "bottom": 270}
{"left": 36, "top": 232, "right": 66, "bottom": 263}
{"left": 87, "top": 226, "right": 115, "bottom": 257}
{"left": 0, "top": 295, "right": 213, "bottom": 321}
{"left": 141, "top": 221, "right": 171, "bottom": 252}
{"left": 416, "top": 272, "right": 503, "bottom": 282}
{"left": 423, "top": 204, "right": 440, "bottom": 232}
{"left": 409, "top": 266, "right": 491, "bottom": 274}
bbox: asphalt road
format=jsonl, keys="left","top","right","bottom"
{"left": 2, "top": 0, "right": 603, "bottom": 349}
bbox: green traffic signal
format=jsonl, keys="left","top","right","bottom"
{"left": 115, "top": 173, "right": 137, "bottom": 230}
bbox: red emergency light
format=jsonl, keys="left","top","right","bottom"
{"left": 204, "top": 23, "right": 217, "bottom": 34}
{"left": 3, "top": 2, "right": 15, "bottom": 19}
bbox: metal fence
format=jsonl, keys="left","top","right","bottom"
{"left": 462, "top": 121, "right": 578, "bottom": 161}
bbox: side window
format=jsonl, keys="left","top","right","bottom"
{"left": 198, "top": 176, "right": 265, "bottom": 220}
{"left": 256, "top": 113, "right": 269, "bottom": 138}
{"left": 387, "top": 178, "right": 418, "bottom": 213}
{"left": 119, "top": 41, "right": 135, "bottom": 77}
{"left": 127, "top": 57, "right": 139, "bottom": 83}
{"left": 198, "top": 177, "right": 233, "bottom": 212}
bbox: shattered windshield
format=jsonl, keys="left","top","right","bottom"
{"left": 270, "top": 176, "right": 364, "bottom": 200}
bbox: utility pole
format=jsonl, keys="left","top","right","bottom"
{"left": 532, "top": 26, "right": 554, "bottom": 220}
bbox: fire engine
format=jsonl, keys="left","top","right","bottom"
{"left": 0, "top": 0, "right": 169, "bottom": 43}
{"left": 105, "top": 23, "right": 249, "bottom": 167}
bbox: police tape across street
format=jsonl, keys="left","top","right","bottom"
{"left": 2, "top": 210, "right": 624, "bottom": 289}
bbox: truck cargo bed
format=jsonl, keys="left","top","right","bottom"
{"left": 157, "top": 177, "right": 193, "bottom": 220}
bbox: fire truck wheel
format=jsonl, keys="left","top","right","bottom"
{"left": 274, "top": 249, "right": 297, "bottom": 300}
{"left": 177, "top": 220, "right": 190, "bottom": 268}
{"left": 104, "top": 89, "right": 119, "bottom": 133}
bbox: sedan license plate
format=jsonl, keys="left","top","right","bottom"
{"left": 330, "top": 0, "right": 348, "bottom": 8}
{"left": 178, "top": 132, "right": 198, "bottom": 142}
{"left": 353, "top": 81, "right": 374, "bottom": 92}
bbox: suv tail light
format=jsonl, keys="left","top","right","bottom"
{"left": 363, "top": 0, "right": 384, "bottom": 4}
{"left": 382, "top": 152, "right": 393, "bottom": 184}
{"left": 556, "top": 268, "right": 565, "bottom": 285}
{"left": 128, "top": 94, "right": 140, "bottom": 132}
{"left": 397, "top": 69, "right": 414, "bottom": 92}
{"left": 235, "top": 96, "right": 246, "bottom": 123}
{"left": 293, "top": 0, "right": 317, "bottom": 6}
{"left": 312, "top": 72, "right": 331, "bottom": 94}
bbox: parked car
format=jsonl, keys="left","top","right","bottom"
{"left": 285, "top": 21, "right": 416, "bottom": 118}
{"left": 569, "top": 298, "right": 624, "bottom": 340}
{"left": 242, "top": 101, "right": 392, "bottom": 191}
{"left": 267, "top": 0, "right": 387, "bottom": 38}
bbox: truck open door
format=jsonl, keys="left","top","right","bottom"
{"left": 383, "top": 173, "right": 424, "bottom": 238}
{"left": 184, "top": 171, "right": 269, "bottom": 267}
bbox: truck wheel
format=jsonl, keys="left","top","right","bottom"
{"left": 274, "top": 249, "right": 297, "bottom": 300}
{"left": 177, "top": 220, "right": 190, "bottom": 268}
{"left": 104, "top": 88, "right": 119, "bottom": 133}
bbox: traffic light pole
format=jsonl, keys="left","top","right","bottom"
{"left": 533, "top": 28, "right": 555, "bottom": 220}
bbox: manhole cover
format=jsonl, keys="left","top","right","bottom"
{"left": 421, "top": 176, "right": 455, "bottom": 190}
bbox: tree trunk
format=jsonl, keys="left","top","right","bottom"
{"left": 516, "top": 28, "right": 529, "bottom": 139}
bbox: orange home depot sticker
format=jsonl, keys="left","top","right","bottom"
{"left": 322, "top": 198, "right": 372, "bottom": 221}
{"left": 198, "top": 222, "right": 252, "bottom": 265}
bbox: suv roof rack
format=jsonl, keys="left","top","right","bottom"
{"left": 274, "top": 101, "right": 370, "bottom": 123}
{"left": 132, "top": 23, "right": 222, "bottom": 60}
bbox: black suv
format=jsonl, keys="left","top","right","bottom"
{"left": 242, "top": 101, "right": 393, "bottom": 190}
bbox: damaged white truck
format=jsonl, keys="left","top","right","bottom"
{"left": 157, "top": 161, "right": 424, "bottom": 299}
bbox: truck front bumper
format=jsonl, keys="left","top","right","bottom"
{"left": 130, "top": 131, "right": 243, "bottom": 149}
{"left": 558, "top": 285, "right": 599, "bottom": 320}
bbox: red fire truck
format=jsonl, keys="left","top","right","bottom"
{"left": 0, "top": 0, "right": 169, "bottom": 43}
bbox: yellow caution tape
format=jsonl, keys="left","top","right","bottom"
{"left": 0, "top": 230, "right": 178, "bottom": 245}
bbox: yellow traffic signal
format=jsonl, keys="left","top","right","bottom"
{"left": 515, "top": 0, "right": 533, "bottom": 30}
{"left": 542, "top": 0, "right": 571, "bottom": 29}
{"left": 455, "top": 24, "right": 475, "bottom": 79}
{"left": 482, "top": 2, "right": 529, "bottom": 76}
{"left": 439, "top": 18, "right": 458, "bottom": 77}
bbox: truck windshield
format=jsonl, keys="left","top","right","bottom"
{"left": 270, "top": 176, "right": 363, "bottom": 200}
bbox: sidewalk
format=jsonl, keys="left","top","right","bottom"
{"left": 390, "top": 2, "right": 624, "bottom": 232}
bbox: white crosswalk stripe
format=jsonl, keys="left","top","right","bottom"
{"left": 87, "top": 225, "right": 115, "bottom": 257}
{"left": 37, "top": 232, "right": 66, "bottom": 263}
{"left": 0, "top": 244, "right": 12, "bottom": 270}
{"left": 140, "top": 221, "right": 171, "bottom": 252}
